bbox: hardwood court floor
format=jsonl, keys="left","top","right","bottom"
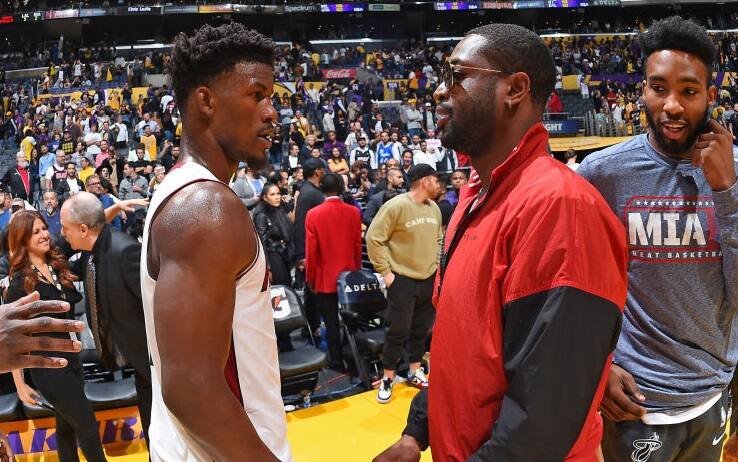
{"left": 8, "top": 383, "right": 432, "bottom": 462}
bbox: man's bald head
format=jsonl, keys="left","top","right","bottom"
{"left": 62, "top": 191, "right": 106, "bottom": 231}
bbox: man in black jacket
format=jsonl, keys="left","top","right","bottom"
{"left": 293, "top": 158, "right": 325, "bottom": 334}
{"left": 3, "top": 152, "right": 34, "bottom": 203}
{"left": 55, "top": 163, "right": 86, "bottom": 205}
{"left": 59, "top": 191, "right": 151, "bottom": 445}
{"left": 362, "top": 168, "right": 405, "bottom": 226}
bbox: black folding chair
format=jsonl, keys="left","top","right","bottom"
{"left": 271, "top": 285, "right": 328, "bottom": 403}
{"left": 337, "top": 270, "right": 387, "bottom": 390}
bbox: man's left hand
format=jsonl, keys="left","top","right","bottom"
{"left": 692, "top": 119, "right": 737, "bottom": 192}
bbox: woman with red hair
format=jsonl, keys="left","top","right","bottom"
{"left": 5, "top": 211, "right": 106, "bottom": 462}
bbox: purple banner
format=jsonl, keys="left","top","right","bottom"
{"left": 585, "top": 71, "right": 732, "bottom": 88}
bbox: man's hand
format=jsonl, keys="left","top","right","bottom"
{"left": 383, "top": 272, "right": 395, "bottom": 288}
{"left": 118, "top": 198, "right": 149, "bottom": 212}
{"left": 599, "top": 364, "right": 646, "bottom": 421}
{"left": 132, "top": 185, "right": 143, "bottom": 193}
{"left": 693, "top": 119, "right": 738, "bottom": 191}
{"left": 0, "top": 291, "right": 84, "bottom": 373}
{"left": 296, "top": 259, "right": 306, "bottom": 272}
{"left": 373, "top": 435, "right": 421, "bottom": 462}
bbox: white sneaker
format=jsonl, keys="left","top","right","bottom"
{"left": 408, "top": 368, "right": 429, "bottom": 389}
{"left": 377, "top": 377, "right": 394, "bottom": 403}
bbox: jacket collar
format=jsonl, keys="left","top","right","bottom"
{"left": 91, "top": 224, "right": 111, "bottom": 260}
{"left": 465, "top": 122, "right": 550, "bottom": 197}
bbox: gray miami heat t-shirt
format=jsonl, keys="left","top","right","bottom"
{"left": 579, "top": 134, "right": 738, "bottom": 413}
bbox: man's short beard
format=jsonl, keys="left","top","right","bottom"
{"left": 439, "top": 87, "right": 498, "bottom": 157}
{"left": 645, "top": 104, "right": 706, "bottom": 156}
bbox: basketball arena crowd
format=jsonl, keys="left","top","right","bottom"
{"left": 1, "top": 7, "right": 738, "bottom": 462}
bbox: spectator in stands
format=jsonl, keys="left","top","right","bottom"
{"left": 5, "top": 210, "right": 106, "bottom": 462}
{"left": 413, "top": 140, "right": 443, "bottom": 168}
{"left": 281, "top": 143, "right": 302, "bottom": 175}
{"left": 363, "top": 167, "right": 405, "bottom": 226}
{"left": 253, "top": 183, "right": 294, "bottom": 287}
{"left": 305, "top": 173, "right": 362, "bottom": 370}
{"left": 148, "top": 165, "right": 166, "bottom": 197}
{"left": 322, "top": 130, "right": 346, "bottom": 159}
{"left": 565, "top": 148, "right": 580, "bottom": 171}
{"left": 118, "top": 162, "right": 149, "bottom": 202}
{"left": 0, "top": 193, "right": 12, "bottom": 231}
{"left": 405, "top": 101, "right": 423, "bottom": 139}
{"left": 4, "top": 152, "right": 33, "bottom": 204}
{"left": 94, "top": 140, "right": 112, "bottom": 168}
{"left": 421, "top": 102, "right": 436, "bottom": 133}
{"left": 445, "top": 169, "right": 468, "bottom": 208}
{"left": 113, "top": 114, "right": 128, "bottom": 155}
{"left": 160, "top": 143, "right": 180, "bottom": 173}
{"left": 140, "top": 125, "right": 157, "bottom": 161}
{"left": 55, "top": 163, "right": 84, "bottom": 205}
{"left": 39, "top": 191, "right": 62, "bottom": 239}
{"left": 132, "top": 147, "right": 154, "bottom": 180}
{"left": 327, "top": 147, "right": 350, "bottom": 175}
{"left": 231, "top": 166, "right": 263, "bottom": 210}
{"left": 60, "top": 192, "right": 152, "bottom": 448}
{"left": 435, "top": 144, "right": 458, "bottom": 174}
{"left": 366, "top": 164, "right": 442, "bottom": 403}
{"left": 85, "top": 175, "right": 121, "bottom": 231}
{"left": 78, "top": 156, "right": 95, "bottom": 188}
{"left": 83, "top": 123, "right": 102, "bottom": 160}
{"left": 349, "top": 136, "right": 376, "bottom": 170}
{"left": 373, "top": 131, "right": 397, "bottom": 166}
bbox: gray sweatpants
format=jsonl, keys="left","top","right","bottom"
{"left": 602, "top": 389, "right": 729, "bottom": 462}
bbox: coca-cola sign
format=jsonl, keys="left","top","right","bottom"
{"left": 321, "top": 68, "right": 357, "bottom": 79}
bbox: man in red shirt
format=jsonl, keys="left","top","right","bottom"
{"left": 374, "top": 23, "right": 627, "bottom": 462}
{"left": 305, "top": 173, "right": 362, "bottom": 370}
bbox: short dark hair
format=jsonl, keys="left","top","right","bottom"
{"left": 65, "top": 162, "right": 76, "bottom": 169}
{"left": 639, "top": 16, "right": 717, "bottom": 81}
{"left": 320, "top": 173, "right": 343, "bottom": 195}
{"left": 466, "top": 23, "right": 555, "bottom": 106}
{"left": 168, "top": 22, "right": 276, "bottom": 115}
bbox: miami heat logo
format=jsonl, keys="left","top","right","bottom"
{"left": 631, "top": 433, "right": 662, "bottom": 461}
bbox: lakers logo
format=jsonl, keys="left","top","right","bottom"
{"left": 631, "top": 433, "right": 662, "bottom": 462}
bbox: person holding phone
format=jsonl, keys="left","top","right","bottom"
{"left": 5, "top": 211, "right": 107, "bottom": 462}
{"left": 578, "top": 17, "right": 738, "bottom": 461}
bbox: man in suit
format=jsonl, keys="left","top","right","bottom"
{"left": 293, "top": 158, "right": 326, "bottom": 334}
{"left": 2, "top": 152, "right": 33, "bottom": 203}
{"left": 305, "top": 173, "right": 362, "bottom": 370}
{"left": 58, "top": 191, "right": 151, "bottom": 445}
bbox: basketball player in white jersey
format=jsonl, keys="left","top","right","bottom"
{"left": 140, "top": 23, "right": 291, "bottom": 461}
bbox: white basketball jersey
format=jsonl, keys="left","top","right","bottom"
{"left": 140, "top": 160, "right": 292, "bottom": 462}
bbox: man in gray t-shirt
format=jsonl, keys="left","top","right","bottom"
{"left": 579, "top": 17, "right": 738, "bottom": 462}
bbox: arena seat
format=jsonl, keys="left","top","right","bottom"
{"left": 337, "top": 270, "right": 387, "bottom": 390}
{"left": 0, "top": 374, "right": 20, "bottom": 422}
{"left": 84, "top": 376, "right": 138, "bottom": 411}
{"left": 270, "top": 285, "right": 328, "bottom": 400}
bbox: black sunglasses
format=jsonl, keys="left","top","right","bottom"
{"left": 439, "top": 61, "right": 512, "bottom": 89}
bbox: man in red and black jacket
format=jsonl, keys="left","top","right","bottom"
{"left": 374, "top": 24, "right": 628, "bottom": 462}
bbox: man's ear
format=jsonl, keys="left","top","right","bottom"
{"left": 506, "top": 72, "right": 532, "bottom": 109}
{"left": 194, "top": 86, "right": 215, "bottom": 119}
